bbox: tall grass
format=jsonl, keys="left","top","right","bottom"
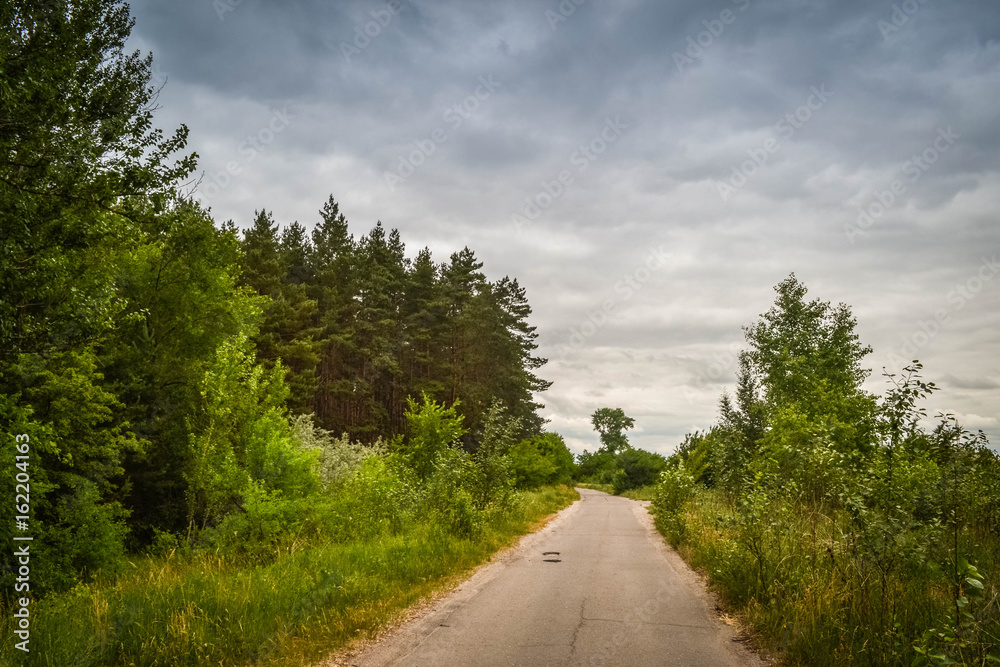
{"left": 619, "top": 484, "right": 657, "bottom": 501}
{"left": 652, "top": 486, "right": 1000, "bottom": 666}
{"left": 0, "top": 486, "right": 577, "bottom": 667}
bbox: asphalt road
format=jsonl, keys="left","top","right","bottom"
{"left": 348, "top": 489, "right": 761, "bottom": 667}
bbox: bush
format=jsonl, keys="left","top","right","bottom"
{"left": 200, "top": 484, "right": 303, "bottom": 560}
{"left": 290, "top": 414, "right": 383, "bottom": 488}
{"left": 651, "top": 463, "right": 698, "bottom": 544}
{"left": 402, "top": 393, "right": 468, "bottom": 480}
{"left": 510, "top": 433, "right": 575, "bottom": 489}
{"left": 612, "top": 448, "right": 667, "bottom": 494}
{"left": 510, "top": 439, "right": 557, "bottom": 489}
{"left": 575, "top": 448, "right": 618, "bottom": 484}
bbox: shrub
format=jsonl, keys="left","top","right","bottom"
{"left": 612, "top": 447, "right": 667, "bottom": 494}
{"left": 510, "top": 433, "right": 575, "bottom": 489}
{"left": 651, "top": 463, "right": 698, "bottom": 544}
{"left": 509, "top": 439, "right": 557, "bottom": 489}
{"left": 402, "top": 393, "right": 468, "bottom": 480}
{"left": 290, "top": 414, "right": 383, "bottom": 488}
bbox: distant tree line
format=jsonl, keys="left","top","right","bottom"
{"left": 575, "top": 407, "right": 669, "bottom": 494}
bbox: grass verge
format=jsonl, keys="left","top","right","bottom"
{"left": 619, "top": 484, "right": 657, "bottom": 501}
{"left": 652, "top": 487, "right": 1000, "bottom": 666}
{"left": 0, "top": 485, "right": 578, "bottom": 667}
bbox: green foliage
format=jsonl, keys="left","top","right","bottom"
{"left": 0, "top": 0, "right": 195, "bottom": 365}
{"left": 744, "top": 273, "right": 873, "bottom": 411}
{"left": 1, "top": 347, "right": 140, "bottom": 595}
{"left": 612, "top": 447, "right": 668, "bottom": 494}
{"left": 510, "top": 433, "right": 574, "bottom": 489}
{"left": 651, "top": 463, "right": 698, "bottom": 543}
{"left": 283, "top": 211, "right": 552, "bottom": 442}
{"left": 576, "top": 410, "right": 663, "bottom": 494}
{"left": 575, "top": 448, "right": 619, "bottom": 484}
{"left": 509, "top": 440, "right": 557, "bottom": 488}
{"left": 470, "top": 399, "right": 520, "bottom": 510}
{"left": 184, "top": 332, "right": 292, "bottom": 533}
{"left": 0, "top": 486, "right": 579, "bottom": 666}
{"left": 649, "top": 275, "right": 1000, "bottom": 666}
{"left": 671, "top": 430, "right": 713, "bottom": 484}
{"left": 590, "top": 407, "right": 635, "bottom": 454}
{"left": 402, "top": 393, "right": 468, "bottom": 480}
{"left": 240, "top": 211, "right": 321, "bottom": 415}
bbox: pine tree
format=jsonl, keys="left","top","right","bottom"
{"left": 349, "top": 222, "right": 408, "bottom": 437}
{"left": 440, "top": 247, "right": 487, "bottom": 409}
{"left": 402, "top": 247, "right": 448, "bottom": 399}
{"left": 309, "top": 195, "right": 358, "bottom": 433}
{"left": 489, "top": 276, "right": 551, "bottom": 435}
{"left": 240, "top": 210, "right": 319, "bottom": 413}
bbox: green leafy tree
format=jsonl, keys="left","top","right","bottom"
{"left": 671, "top": 429, "right": 720, "bottom": 487}
{"left": 471, "top": 399, "right": 520, "bottom": 508}
{"left": 509, "top": 440, "right": 557, "bottom": 489}
{"left": 510, "top": 432, "right": 575, "bottom": 489}
{"left": 744, "top": 274, "right": 878, "bottom": 456}
{"left": 103, "top": 201, "right": 263, "bottom": 541}
{"left": 575, "top": 448, "right": 618, "bottom": 484}
{"left": 591, "top": 407, "right": 635, "bottom": 454}
{"left": 535, "top": 432, "right": 575, "bottom": 484}
{"left": 402, "top": 393, "right": 467, "bottom": 480}
{"left": 0, "top": 0, "right": 194, "bottom": 594}
{"left": 0, "top": 0, "right": 195, "bottom": 358}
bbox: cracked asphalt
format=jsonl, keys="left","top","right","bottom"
{"left": 348, "top": 488, "right": 761, "bottom": 666}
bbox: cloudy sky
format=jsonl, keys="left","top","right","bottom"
{"left": 126, "top": 0, "right": 1000, "bottom": 454}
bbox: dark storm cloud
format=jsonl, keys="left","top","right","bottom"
{"left": 128, "top": 0, "right": 1000, "bottom": 451}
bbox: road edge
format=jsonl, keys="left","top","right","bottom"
{"left": 630, "top": 498, "right": 770, "bottom": 667}
{"left": 316, "top": 492, "right": 586, "bottom": 667}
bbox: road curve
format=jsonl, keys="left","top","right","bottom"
{"left": 347, "top": 489, "right": 761, "bottom": 667}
